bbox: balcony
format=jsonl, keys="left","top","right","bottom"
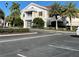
{"left": 25, "top": 15, "right": 32, "bottom": 20}
{"left": 24, "top": 11, "right": 32, "bottom": 20}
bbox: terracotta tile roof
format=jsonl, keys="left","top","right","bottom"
{"left": 44, "top": 6, "right": 64, "bottom": 10}
{"left": 44, "top": 6, "right": 52, "bottom": 9}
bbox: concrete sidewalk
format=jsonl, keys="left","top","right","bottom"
{"left": 0, "top": 32, "right": 38, "bottom": 37}
{"left": 31, "top": 29, "right": 75, "bottom": 33}
{"left": 44, "top": 30, "right": 75, "bottom": 33}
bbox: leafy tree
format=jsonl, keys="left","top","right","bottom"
{"left": 0, "top": 9, "right": 5, "bottom": 19}
{"left": 11, "top": 17, "right": 23, "bottom": 27}
{"left": 0, "top": 8, "right": 5, "bottom": 28}
{"left": 49, "top": 2, "right": 62, "bottom": 30}
{"left": 33, "top": 17, "right": 44, "bottom": 28}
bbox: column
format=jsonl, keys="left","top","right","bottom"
{"left": 44, "top": 19, "right": 47, "bottom": 28}
{"left": 23, "top": 20, "right": 27, "bottom": 28}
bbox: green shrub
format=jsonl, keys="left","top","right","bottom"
{"left": 0, "top": 28, "right": 29, "bottom": 33}
{"left": 66, "top": 26, "right": 77, "bottom": 31}
{"left": 11, "top": 17, "right": 23, "bottom": 27}
{"left": 72, "top": 26, "right": 77, "bottom": 31}
{"left": 33, "top": 17, "right": 44, "bottom": 28}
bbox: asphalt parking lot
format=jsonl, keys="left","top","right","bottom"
{"left": 0, "top": 31, "right": 79, "bottom": 57}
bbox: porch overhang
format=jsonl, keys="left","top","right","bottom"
{"left": 24, "top": 9, "right": 37, "bottom": 13}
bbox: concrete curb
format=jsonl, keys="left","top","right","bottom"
{"left": 31, "top": 29, "right": 75, "bottom": 33}
{"left": 44, "top": 30, "right": 75, "bottom": 33}
{"left": 0, "top": 32, "right": 38, "bottom": 37}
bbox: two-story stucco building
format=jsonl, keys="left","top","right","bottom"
{"left": 21, "top": 3, "right": 79, "bottom": 28}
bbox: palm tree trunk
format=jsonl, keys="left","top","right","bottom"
{"left": 70, "top": 23, "right": 72, "bottom": 31}
{"left": 56, "top": 20, "right": 58, "bottom": 30}
{"left": 13, "top": 17, "right": 15, "bottom": 27}
{"left": 70, "top": 17, "right": 72, "bottom": 31}
{"left": 55, "top": 16, "right": 58, "bottom": 30}
{"left": 3, "top": 20, "right": 5, "bottom": 28}
{"left": 2, "top": 18, "right": 5, "bottom": 28}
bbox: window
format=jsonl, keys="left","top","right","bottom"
{"left": 23, "top": 13, "right": 25, "bottom": 17}
{"left": 27, "top": 11, "right": 32, "bottom": 16}
{"left": 39, "top": 12, "right": 42, "bottom": 16}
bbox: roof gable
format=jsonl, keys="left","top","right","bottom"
{"left": 21, "top": 3, "right": 48, "bottom": 12}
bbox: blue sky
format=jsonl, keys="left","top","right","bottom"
{"left": 0, "top": 1, "right": 79, "bottom": 16}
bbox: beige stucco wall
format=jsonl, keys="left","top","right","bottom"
{"left": 21, "top": 3, "right": 79, "bottom": 28}
{"left": 66, "top": 17, "right": 79, "bottom": 26}
{"left": 21, "top": 4, "right": 49, "bottom": 28}
{"left": 32, "top": 11, "right": 48, "bottom": 28}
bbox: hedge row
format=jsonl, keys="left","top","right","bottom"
{"left": 0, "top": 28, "right": 29, "bottom": 33}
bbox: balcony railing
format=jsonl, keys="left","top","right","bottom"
{"left": 25, "top": 15, "right": 32, "bottom": 20}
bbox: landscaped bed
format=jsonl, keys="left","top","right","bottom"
{"left": 0, "top": 28, "right": 29, "bottom": 34}
{"left": 44, "top": 26, "right": 77, "bottom": 32}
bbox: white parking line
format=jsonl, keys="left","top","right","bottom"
{"left": 49, "top": 45, "right": 79, "bottom": 51}
{"left": 17, "top": 54, "right": 26, "bottom": 57}
{"left": 0, "top": 33, "right": 62, "bottom": 43}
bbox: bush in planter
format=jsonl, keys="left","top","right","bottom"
{"left": 6, "top": 29, "right": 14, "bottom": 33}
{"left": 14, "top": 28, "right": 29, "bottom": 33}
{"left": 33, "top": 17, "right": 44, "bottom": 28}
{"left": 13, "top": 28, "right": 29, "bottom": 33}
{"left": 66, "top": 26, "right": 77, "bottom": 31}
{"left": 0, "top": 28, "right": 14, "bottom": 33}
{"left": 0, "top": 28, "right": 29, "bottom": 33}
{"left": 0, "top": 29, "right": 4, "bottom": 33}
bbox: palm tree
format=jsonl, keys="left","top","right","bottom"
{"left": 9, "top": 2, "right": 20, "bottom": 27}
{"left": 10, "top": 2, "right": 20, "bottom": 16}
{"left": 62, "top": 2, "right": 78, "bottom": 31}
{"left": 49, "top": 2, "right": 62, "bottom": 30}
